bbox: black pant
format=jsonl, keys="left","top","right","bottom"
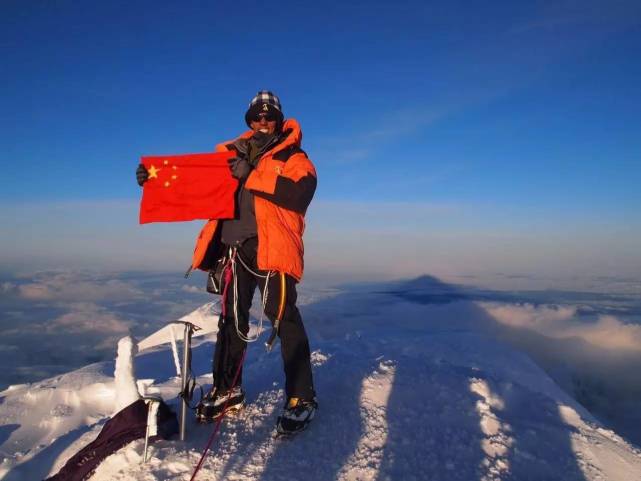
{"left": 212, "top": 237, "right": 315, "bottom": 400}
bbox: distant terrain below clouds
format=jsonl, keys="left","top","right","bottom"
{"left": 0, "top": 270, "right": 211, "bottom": 390}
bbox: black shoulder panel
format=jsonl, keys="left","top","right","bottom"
{"left": 273, "top": 145, "right": 307, "bottom": 162}
{"left": 253, "top": 174, "right": 316, "bottom": 214}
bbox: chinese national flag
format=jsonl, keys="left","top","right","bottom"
{"left": 139, "top": 151, "right": 238, "bottom": 224}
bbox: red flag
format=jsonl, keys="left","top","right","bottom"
{"left": 139, "top": 151, "right": 238, "bottom": 224}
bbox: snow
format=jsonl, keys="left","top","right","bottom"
{"left": 1, "top": 283, "right": 641, "bottom": 480}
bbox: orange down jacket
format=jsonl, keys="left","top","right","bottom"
{"left": 190, "top": 118, "right": 317, "bottom": 282}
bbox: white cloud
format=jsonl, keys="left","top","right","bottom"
{"left": 17, "top": 272, "right": 144, "bottom": 302}
{"left": 181, "top": 285, "right": 203, "bottom": 293}
{"left": 0, "top": 270, "right": 212, "bottom": 390}
{"left": 563, "top": 315, "right": 641, "bottom": 352}
{"left": 48, "top": 302, "right": 132, "bottom": 334}
{"left": 480, "top": 303, "right": 577, "bottom": 331}
{"left": 480, "top": 302, "right": 641, "bottom": 353}
{"left": 18, "top": 283, "right": 55, "bottom": 300}
{"left": 475, "top": 297, "right": 641, "bottom": 445}
{"left": 1, "top": 282, "right": 17, "bottom": 294}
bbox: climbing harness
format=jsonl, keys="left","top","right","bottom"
{"left": 220, "top": 246, "right": 285, "bottom": 351}
{"left": 229, "top": 247, "right": 271, "bottom": 343}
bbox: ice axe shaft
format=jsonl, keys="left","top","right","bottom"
{"left": 176, "top": 321, "right": 199, "bottom": 441}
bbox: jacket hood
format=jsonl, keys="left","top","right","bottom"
{"left": 217, "top": 118, "right": 303, "bottom": 156}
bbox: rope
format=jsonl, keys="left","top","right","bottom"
{"left": 235, "top": 251, "right": 274, "bottom": 279}
{"left": 189, "top": 348, "right": 247, "bottom": 481}
{"left": 277, "top": 272, "right": 286, "bottom": 320}
{"left": 230, "top": 249, "right": 273, "bottom": 343}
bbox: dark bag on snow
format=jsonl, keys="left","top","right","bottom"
{"left": 45, "top": 398, "right": 178, "bottom": 481}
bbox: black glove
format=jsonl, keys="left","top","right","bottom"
{"left": 136, "top": 164, "right": 149, "bottom": 186}
{"left": 228, "top": 157, "right": 252, "bottom": 181}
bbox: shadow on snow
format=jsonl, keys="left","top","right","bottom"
{"left": 211, "top": 275, "right": 588, "bottom": 481}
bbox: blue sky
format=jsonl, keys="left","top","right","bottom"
{"left": 1, "top": 0, "right": 640, "bottom": 284}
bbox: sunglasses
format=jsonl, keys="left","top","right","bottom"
{"left": 251, "top": 112, "right": 278, "bottom": 123}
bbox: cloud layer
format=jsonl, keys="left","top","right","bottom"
{"left": 481, "top": 302, "right": 641, "bottom": 353}
{"left": 0, "top": 270, "right": 212, "bottom": 390}
{"left": 474, "top": 297, "right": 641, "bottom": 446}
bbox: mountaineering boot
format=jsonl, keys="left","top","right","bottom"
{"left": 276, "top": 397, "right": 317, "bottom": 435}
{"left": 196, "top": 386, "right": 245, "bottom": 423}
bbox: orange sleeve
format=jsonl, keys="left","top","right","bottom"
{"left": 246, "top": 152, "right": 316, "bottom": 194}
{"left": 247, "top": 153, "right": 317, "bottom": 214}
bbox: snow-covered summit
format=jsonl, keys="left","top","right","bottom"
{"left": 1, "top": 280, "right": 640, "bottom": 480}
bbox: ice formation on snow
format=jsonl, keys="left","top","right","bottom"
{"left": 113, "top": 336, "right": 141, "bottom": 413}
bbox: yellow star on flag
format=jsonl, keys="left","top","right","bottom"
{"left": 148, "top": 165, "right": 161, "bottom": 179}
